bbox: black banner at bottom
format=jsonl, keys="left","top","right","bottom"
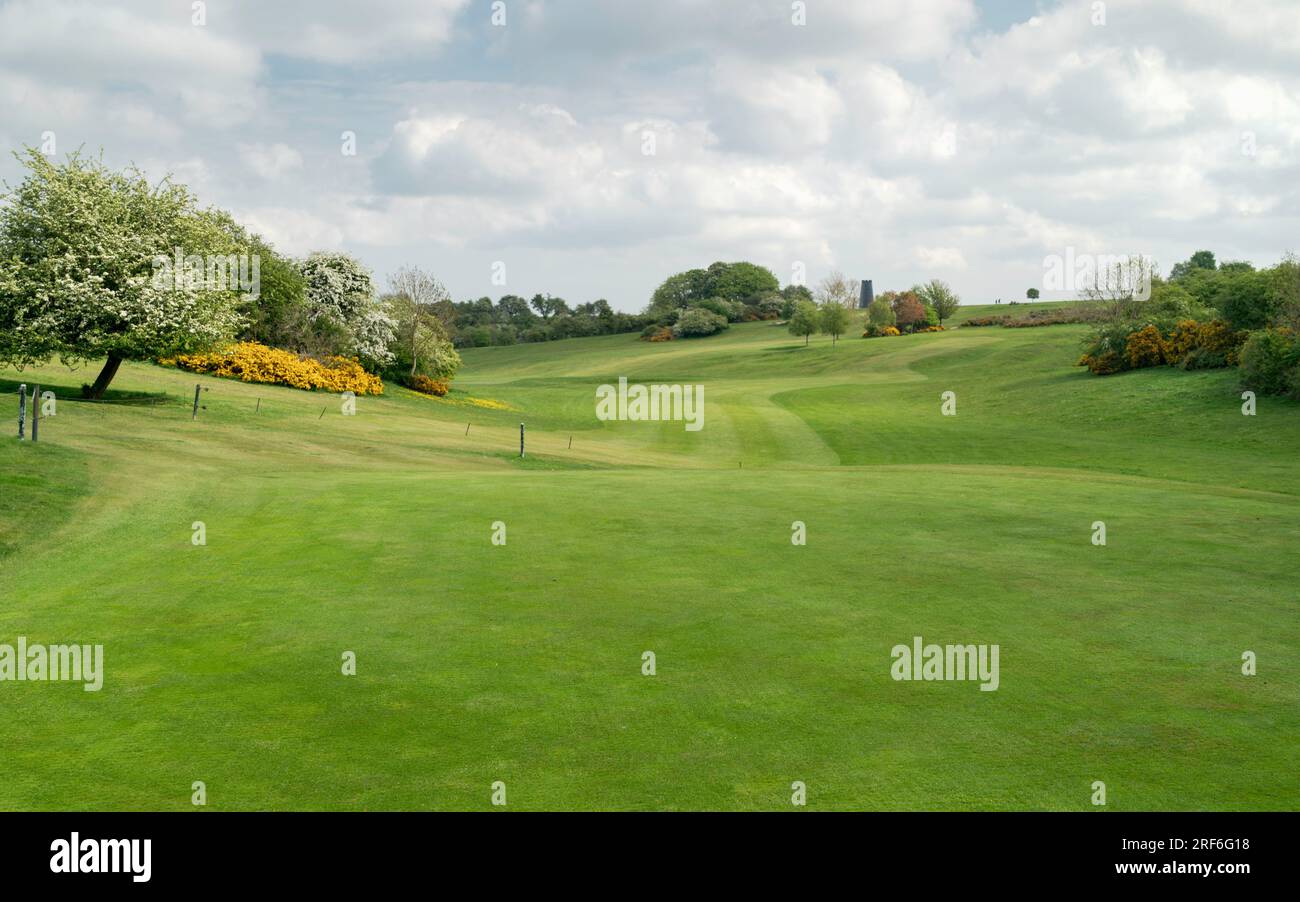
{"left": 0, "top": 811, "right": 1287, "bottom": 889}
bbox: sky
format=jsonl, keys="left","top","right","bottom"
{"left": 0, "top": 0, "right": 1297, "bottom": 312}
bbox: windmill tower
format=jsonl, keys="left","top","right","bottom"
{"left": 858, "top": 279, "right": 874, "bottom": 309}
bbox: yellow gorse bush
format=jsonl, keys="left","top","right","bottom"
{"left": 167, "top": 342, "right": 384, "bottom": 395}
{"left": 1194, "top": 320, "right": 1246, "bottom": 364}
{"left": 1082, "top": 319, "right": 1245, "bottom": 375}
{"left": 1166, "top": 320, "right": 1201, "bottom": 364}
{"left": 1124, "top": 324, "right": 1168, "bottom": 368}
{"left": 408, "top": 374, "right": 450, "bottom": 396}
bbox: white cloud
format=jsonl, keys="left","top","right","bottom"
{"left": 3, "top": 0, "right": 1299, "bottom": 309}
{"left": 237, "top": 206, "right": 346, "bottom": 256}
{"left": 706, "top": 62, "right": 845, "bottom": 153}
{"left": 238, "top": 143, "right": 305, "bottom": 180}
{"left": 916, "top": 247, "right": 968, "bottom": 270}
{"left": 225, "top": 0, "right": 470, "bottom": 64}
{"left": 0, "top": 0, "right": 262, "bottom": 123}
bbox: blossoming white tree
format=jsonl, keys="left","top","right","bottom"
{"left": 298, "top": 251, "right": 395, "bottom": 368}
{"left": 0, "top": 148, "right": 247, "bottom": 398}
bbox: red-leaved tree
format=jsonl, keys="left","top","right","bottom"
{"left": 892, "top": 291, "right": 927, "bottom": 332}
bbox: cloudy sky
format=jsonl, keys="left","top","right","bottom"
{"left": 1, "top": 0, "right": 1297, "bottom": 310}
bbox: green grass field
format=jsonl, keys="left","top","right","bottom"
{"left": 1, "top": 311, "right": 1297, "bottom": 810}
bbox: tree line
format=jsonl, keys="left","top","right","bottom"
{"left": 0, "top": 147, "right": 967, "bottom": 397}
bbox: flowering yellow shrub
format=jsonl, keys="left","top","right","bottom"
{"left": 408, "top": 374, "right": 450, "bottom": 396}
{"left": 1079, "top": 350, "right": 1125, "bottom": 375}
{"left": 1082, "top": 319, "right": 1245, "bottom": 375}
{"left": 1195, "top": 320, "right": 1246, "bottom": 364}
{"left": 1166, "top": 320, "right": 1201, "bottom": 364}
{"left": 1124, "top": 325, "right": 1168, "bottom": 368}
{"left": 168, "top": 342, "right": 384, "bottom": 394}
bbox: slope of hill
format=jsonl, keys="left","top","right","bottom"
{"left": 1, "top": 320, "right": 1296, "bottom": 810}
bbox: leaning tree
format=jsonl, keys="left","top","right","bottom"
{"left": 0, "top": 148, "right": 247, "bottom": 398}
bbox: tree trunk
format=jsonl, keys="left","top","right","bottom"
{"left": 409, "top": 321, "right": 419, "bottom": 381}
{"left": 86, "top": 354, "right": 123, "bottom": 400}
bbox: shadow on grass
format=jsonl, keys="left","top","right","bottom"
{"left": 761, "top": 342, "right": 825, "bottom": 355}
{"left": 0, "top": 376, "right": 169, "bottom": 405}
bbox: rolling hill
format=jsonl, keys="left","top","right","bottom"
{"left": 1, "top": 311, "right": 1296, "bottom": 810}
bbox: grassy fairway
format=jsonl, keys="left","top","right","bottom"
{"left": 1, "top": 317, "right": 1297, "bottom": 810}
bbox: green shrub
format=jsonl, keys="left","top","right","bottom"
{"left": 756, "top": 296, "right": 784, "bottom": 320}
{"left": 1211, "top": 270, "right": 1277, "bottom": 331}
{"left": 672, "top": 307, "right": 729, "bottom": 338}
{"left": 866, "top": 298, "right": 896, "bottom": 328}
{"left": 1179, "top": 347, "right": 1230, "bottom": 370}
{"left": 1238, "top": 329, "right": 1299, "bottom": 396}
{"left": 693, "top": 297, "right": 744, "bottom": 322}
{"left": 1147, "top": 281, "right": 1211, "bottom": 322}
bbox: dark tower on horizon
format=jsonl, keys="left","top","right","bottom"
{"left": 858, "top": 279, "right": 874, "bottom": 309}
